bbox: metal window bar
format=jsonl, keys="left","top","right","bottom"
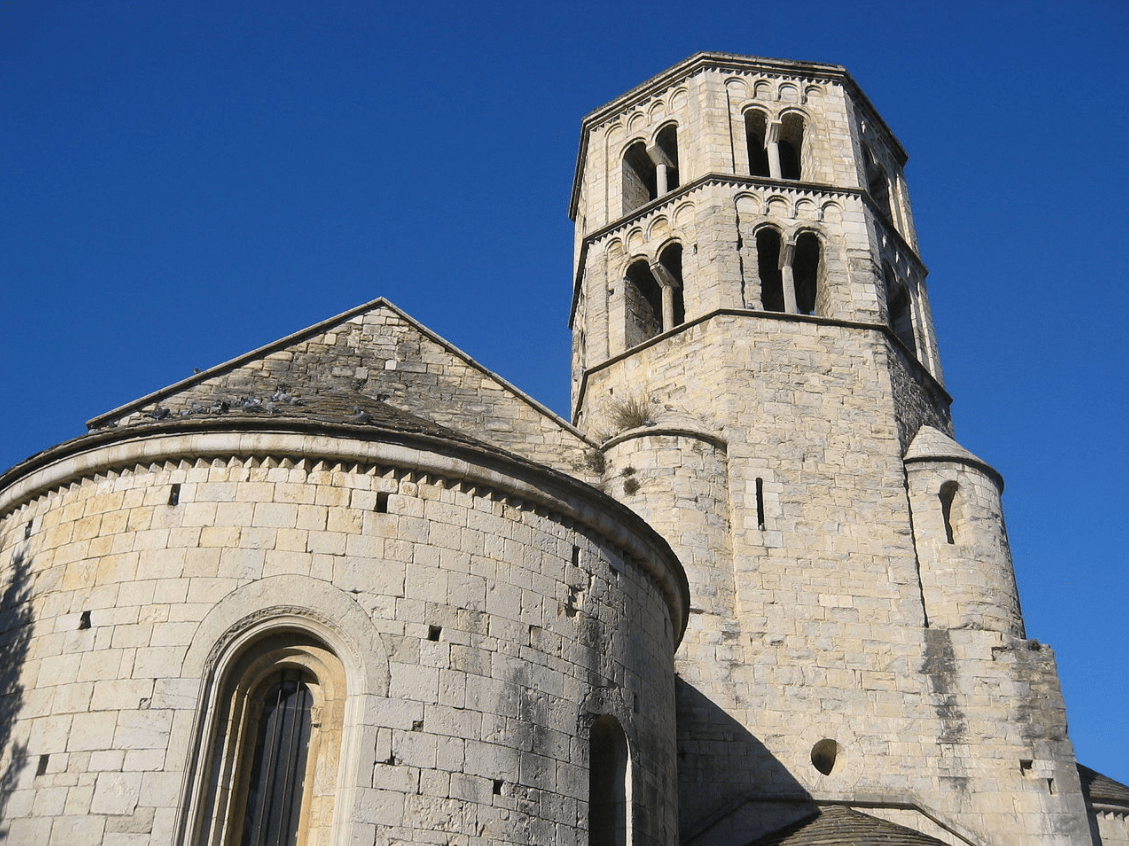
{"left": 241, "top": 670, "right": 313, "bottom": 846}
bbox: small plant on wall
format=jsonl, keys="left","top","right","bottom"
{"left": 605, "top": 394, "right": 654, "bottom": 433}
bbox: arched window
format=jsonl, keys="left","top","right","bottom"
{"left": 865, "top": 146, "right": 893, "bottom": 221}
{"left": 884, "top": 263, "right": 916, "bottom": 354}
{"left": 745, "top": 111, "right": 771, "bottom": 177}
{"left": 656, "top": 243, "right": 685, "bottom": 328}
{"left": 756, "top": 228, "right": 785, "bottom": 312}
{"left": 654, "top": 124, "right": 679, "bottom": 193}
{"left": 792, "top": 232, "right": 821, "bottom": 316}
{"left": 778, "top": 113, "right": 805, "bottom": 180}
{"left": 622, "top": 142, "right": 655, "bottom": 214}
{"left": 624, "top": 259, "right": 664, "bottom": 347}
{"left": 196, "top": 632, "right": 346, "bottom": 846}
{"left": 590, "top": 716, "right": 629, "bottom": 846}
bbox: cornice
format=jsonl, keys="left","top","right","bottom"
{"left": 569, "top": 173, "right": 876, "bottom": 328}
{"left": 0, "top": 416, "right": 689, "bottom": 644}
{"left": 572, "top": 308, "right": 952, "bottom": 426}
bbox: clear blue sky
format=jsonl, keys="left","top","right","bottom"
{"left": 2, "top": 1, "right": 1126, "bottom": 783}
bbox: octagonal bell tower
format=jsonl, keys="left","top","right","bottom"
{"left": 568, "top": 53, "right": 1088, "bottom": 846}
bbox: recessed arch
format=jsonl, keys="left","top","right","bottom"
{"left": 792, "top": 231, "right": 822, "bottom": 315}
{"left": 756, "top": 227, "right": 785, "bottom": 312}
{"left": 196, "top": 628, "right": 347, "bottom": 846}
{"left": 778, "top": 112, "right": 806, "bottom": 180}
{"left": 653, "top": 122, "right": 680, "bottom": 192}
{"left": 744, "top": 109, "right": 771, "bottom": 177}
{"left": 624, "top": 258, "right": 664, "bottom": 346}
{"left": 883, "top": 262, "right": 916, "bottom": 354}
{"left": 174, "top": 577, "right": 388, "bottom": 846}
{"left": 622, "top": 140, "right": 656, "bottom": 214}
{"left": 865, "top": 144, "right": 893, "bottom": 220}
{"left": 589, "top": 715, "right": 630, "bottom": 846}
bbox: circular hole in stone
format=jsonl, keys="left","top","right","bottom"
{"left": 810, "top": 739, "right": 840, "bottom": 775}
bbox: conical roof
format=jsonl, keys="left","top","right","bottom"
{"left": 744, "top": 805, "right": 952, "bottom": 846}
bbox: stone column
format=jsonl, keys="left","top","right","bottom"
{"left": 779, "top": 240, "right": 797, "bottom": 313}
{"left": 766, "top": 121, "right": 783, "bottom": 180}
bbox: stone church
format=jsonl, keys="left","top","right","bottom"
{"left": 0, "top": 52, "right": 1125, "bottom": 845}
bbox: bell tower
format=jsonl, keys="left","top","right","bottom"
{"left": 568, "top": 53, "right": 1088, "bottom": 846}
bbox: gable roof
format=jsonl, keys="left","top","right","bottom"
{"left": 1079, "top": 764, "right": 1129, "bottom": 811}
{"left": 85, "top": 298, "right": 597, "bottom": 478}
{"left": 744, "top": 805, "right": 952, "bottom": 846}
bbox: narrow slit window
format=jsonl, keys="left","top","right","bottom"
{"left": 939, "top": 481, "right": 959, "bottom": 544}
{"left": 168, "top": 484, "right": 181, "bottom": 506}
{"left": 755, "top": 478, "right": 766, "bottom": 531}
{"left": 375, "top": 492, "right": 390, "bottom": 513}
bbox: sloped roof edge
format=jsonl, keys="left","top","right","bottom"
{"left": 744, "top": 804, "right": 955, "bottom": 846}
{"left": 85, "top": 297, "right": 587, "bottom": 443}
{"left": 1079, "top": 763, "right": 1129, "bottom": 809}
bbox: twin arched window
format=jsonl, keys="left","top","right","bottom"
{"left": 755, "top": 228, "right": 821, "bottom": 315}
{"left": 745, "top": 111, "right": 805, "bottom": 181}
{"left": 621, "top": 125, "right": 679, "bottom": 214}
{"left": 623, "top": 243, "right": 684, "bottom": 348}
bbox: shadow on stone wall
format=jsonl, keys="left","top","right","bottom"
{"left": 677, "top": 677, "right": 814, "bottom": 846}
{"left": 0, "top": 548, "right": 32, "bottom": 828}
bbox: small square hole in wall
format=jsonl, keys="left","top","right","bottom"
{"left": 412, "top": 720, "right": 424, "bottom": 732}
{"left": 375, "top": 492, "right": 390, "bottom": 513}
{"left": 1019, "top": 759, "right": 1033, "bottom": 776}
{"left": 427, "top": 625, "right": 441, "bottom": 642}
{"left": 79, "top": 611, "right": 91, "bottom": 630}
{"left": 493, "top": 779, "right": 504, "bottom": 796}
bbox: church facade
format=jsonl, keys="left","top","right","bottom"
{"left": 0, "top": 52, "right": 1125, "bottom": 845}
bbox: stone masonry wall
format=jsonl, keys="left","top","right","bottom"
{"left": 579, "top": 313, "right": 1089, "bottom": 845}
{"left": 0, "top": 435, "right": 680, "bottom": 845}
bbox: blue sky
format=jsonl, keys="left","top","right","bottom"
{"left": 2, "top": 1, "right": 1126, "bottom": 782}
